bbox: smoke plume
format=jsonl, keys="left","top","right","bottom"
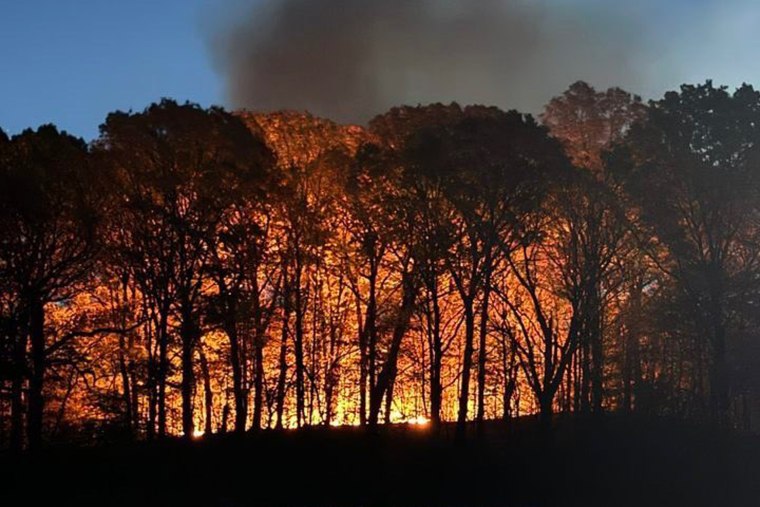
{"left": 207, "top": 0, "right": 687, "bottom": 123}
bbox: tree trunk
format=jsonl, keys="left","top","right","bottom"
{"left": 180, "top": 310, "right": 198, "bottom": 439}
{"left": 118, "top": 333, "right": 134, "bottom": 436}
{"left": 275, "top": 297, "right": 290, "bottom": 429}
{"left": 325, "top": 366, "right": 334, "bottom": 427}
{"left": 357, "top": 294, "right": 367, "bottom": 426}
{"left": 580, "top": 340, "right": 591, "bottom": 413}
{"left": 10, "top": 317, "right": 26, "bottom": 451}
{"left": 227, "top": 321, "right": 246, "bottom": 433}
{"left": 476, "top": 281, "right": 491, "bottom": 428}
{"left": 369, "top": 271, "right": 417, "bottom": 427}
{"left": 456, "top": 300, "right": 475, "bottom": 438}
{"left": 500, "top": 333, "right": 511, "bottom": 421}
{"left": 251, "top": 273, "right": 265, "bottom": 431}
{"left": 356, "top": 296, "right": 369, "bottom": 426}
{"left": 198, "top": 342, "right": 213, "bottom": 436}
{"left": 384, "top": 362, "right": 398, "bottom": 424}
{"left": 157, "top": 307, "right": 169, "bottom": 438}
{"left": 708, "top": 269, "right": 729, "bottom": 426}
{"left": 367, "top": 258, "right": 378, "bottom": 419}
{"left": 118, "top": 278, "right": 137, "bottom": 438}
{"left": 128, "top": 333, "right": 139, "bottom": 435}
{"left": 710, "top": 326, "right": 729, "bottom": 425}
{"left": 252, "top": 338, "right": 264, "bottom": 431}
{"left": 430, "top": 284, "right": 442, "bottom": 428}
{"left": 589, "top": 285, "right": 604, "bottom": 414}
{"left": 539, "top": 391, "right": 554, "bottom": 432}
{"left": 623, "top": 282, "right": 642, "bottom": 414}
{"left": 221, "top": 404, "right": 230, "bottom": 433}
{"left": 294, "top": 261, "right": 305, "bottom": 428}
{"left": 145, "top": 308, "right": 157, "bottom": 441}
{"left": 27, "top": 295, "right": 45, "bottom": 450}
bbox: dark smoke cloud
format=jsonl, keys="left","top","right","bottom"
{"left": 208, "top": 0, "right": 675, "bottom": 123}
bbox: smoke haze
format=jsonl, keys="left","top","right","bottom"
{"left": 208, "top": 0, "right": 757, "bottom": 123}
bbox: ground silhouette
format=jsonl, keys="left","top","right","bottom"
{"left": 1, "top": 415, "right": 757, "bottom": 507}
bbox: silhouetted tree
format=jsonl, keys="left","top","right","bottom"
{"left": 0, "top": 126, "right": 102, "bottom": 449}
{"left": 611, "top": 82, "right": 760, "bottom": 424}
{"left": 542, "top": 81, "right": 646, "bottom": 413}
{"left": 98, "top": 100, "right": 272, "bottom": 438}
{"left": 8, "top": 79, "right": 760, "bottom": 447}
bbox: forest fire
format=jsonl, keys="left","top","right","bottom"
{"left": 404, "top": 416, "right": 430, "bottom": 427}
{"left": 5, "top": 1, "right": 760, "bottom": 505}
{"left": 3, "top": 82, "right": 760, "bottom": 453}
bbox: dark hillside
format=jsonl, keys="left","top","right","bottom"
{"left": 2, "top": 416, "right": 758, "bottom": 507}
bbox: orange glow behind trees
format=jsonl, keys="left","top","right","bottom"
{"left": 2, "top": 82, "right": 760, "bottom": 448}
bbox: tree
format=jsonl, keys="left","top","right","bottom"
{"left": 361, "top": 104, "right": 570, "bottom": 435}
{"left": 98, "top": 100, "right": 273, "bottom": 438}
{"left": 542, "top": 81, "right": 646, "bottom": 173}
{"left": 423, "top": 108, "right": 567, "bottom": 434}
{"left": 0, "top": 125, "right": 102, "bottom": 449}
{"left": 348, "top": 140, "right": 422, "bottom": 428}
{"left": 206, "top": 194, "right": 280, "bottom": 433}
{"left": 240, "top": 111, "right": 368, "bottom": 428}
{"left": 542, "top": 81, "right": 646, "bottom": 413}
{"left": 610, "top": 82, "right": 760, "bottom": 424}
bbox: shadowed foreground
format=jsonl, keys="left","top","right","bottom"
{"left": 1, "top": 416, "right": 758, "bottom": 507}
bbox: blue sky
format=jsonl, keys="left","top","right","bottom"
{"left": 2, "top": 0, "right": 760, "bottom": 140}
{"left": 0, "top": 0, "right": 224, "bottom": 140}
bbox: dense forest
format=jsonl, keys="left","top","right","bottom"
{"left": 2, "top": 80, "right": 760, "bottom": 451}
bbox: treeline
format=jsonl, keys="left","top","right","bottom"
{"left": 2, "top": 81, "right": 760, "bottom": 450}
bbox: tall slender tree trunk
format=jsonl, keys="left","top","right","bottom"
{"left": 367, "top": 258, "right": 378, "bottom": 417}
{"left": 144, "top": 307, "right": 157, "bottom": 441}
{"left": 573, "top": 350, "right": 582, "bottom": 413}
{"left": 357, "top": 295, "right": 367, "bottom": 426}
{"left": 118, "top": 333, "right": 134, "bottom": 436}
{"left": 117, "top": 278, "right": 136, "bottom": 437}
{"left": 251, "top": 274, "right": 264, "bottom": 431}
{"left": 21, "top": 301, "right": 40, "bottom": 448}
{"left": 589, "top": 280, "right": 604, "bottom": 414}
{"left": 27, "top": 295, "right": 45, "bottom": 450}
{"left": 623, "top": 281, "right": 642, "bottom": 413}
{"left": 562, "top": 354, "right": 573, "bottom": 413}
{"left": 430, "top": 283, "right": 442, "bottom": 428}
{"left": 707, "top": 270, "right": 729, "bottom": 426}
{"left": 147, "top": 364, "right": 157, "bottom": 440}
{"left": 709, "top": 322, "right": 729, "bottom": 425}
{"left": 275, "top": 293, "right": 290, "bottom": 429}
{"left": 180, "top": 309, "right": 198, "bottom": 439}
{"left": 198, "top": 342, "right": 213, "bottom": 435}
{"left": 227, "top": 321, "right": 247, "bottom": 433}
{"left": 157, "top": 307, "right": 169, "bottom": 438}
{"left": 324, "top": 320, "right": 340, "bottom": 426}
{"left": 10, "top": 317, "right": 26, "bottom": 451}
{"left": 384, "top": 372, "right": 395, "bottom": 425}
{"left": 252, "top": 338, "right": 264, "bottom": 431}
{"left": 369, "top": 270, "right": 416, "bottom": 427}
{"left": 501, "top": 342, "right": 518, "bottom": 422}
{"left": 580, "top": 340, "right": 591, "bottom": 413}
{"left": 127, "top": 322, "right": 139, "bottom": 434}
{"left": 294, "top": 257, "right": 306, "bottom": 428}
{"left": 325, "top": 360, "right": 335, "bottom": 427}
{"left": 456, "top": 300, "right": 475, "bottom": 439}
{"left": 476, "top": 279, "right": 492, "bottom": 428}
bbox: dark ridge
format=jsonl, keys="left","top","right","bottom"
{"left": 2, "top": 415, "right": 758, "bottom": 507}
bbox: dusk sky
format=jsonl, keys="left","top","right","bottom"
{"left": 2, "top": 0, "right": 760, "bottom": 140}
{"left": 0, "top": 0, "right": 224, "bottom": 140}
